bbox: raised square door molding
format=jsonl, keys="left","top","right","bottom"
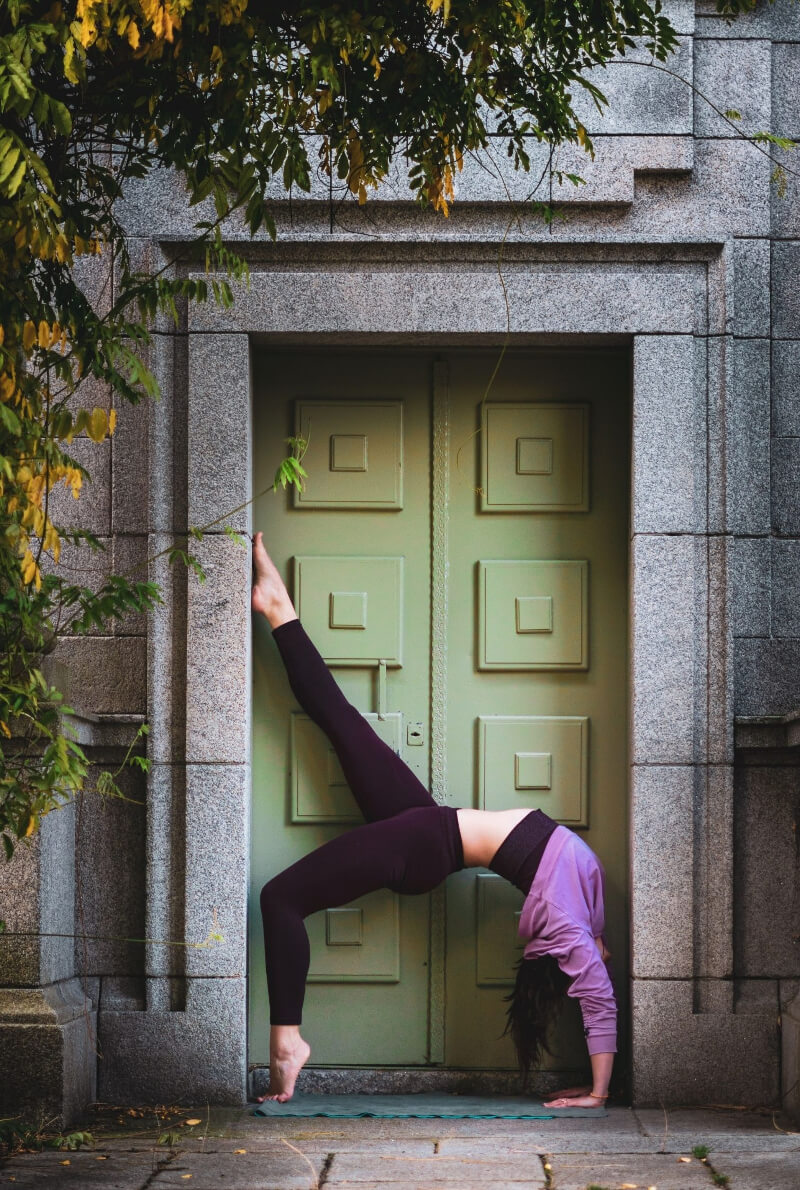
{"left": 307, "top": 889, "right": 400, "bottom": 983}
{"left": 475, "top": 873, "right": 524, "bottom": 987}
{"left": 481, "top": 402, "right": 589, "bottom": 512}
{"left": 293, "top": 399, "right": 403, "bottom": 509}
{"left": 478, "top": 559, "right": 589, "bottom": 670}
{"left": 291, "top": 711, "right": 403, "bottom": 823}
{"left": 478, "top": 715, "right": 590, "bottom": 826}
{"left": 293, "top": 555, "right": 403, "bottom": 666}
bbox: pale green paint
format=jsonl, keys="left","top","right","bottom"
{"left": 442, "top": 349, "right": 630, "bottom": 1070}
{"left": 250, "top": 347, "right": 629, "bottom": 1075}
{"left": 250, "top": 352, "right": 433, "bottom": 1067}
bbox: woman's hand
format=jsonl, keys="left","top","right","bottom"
{"left": 543, "top": 1093, "right": 606, "bottom": 1109}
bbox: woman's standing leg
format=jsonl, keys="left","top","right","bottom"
{"left": 259, "top": 805, "right": 462, "bottom": 1100}
{"left": 252, "top": 532, "right": 435, "bottom": 821}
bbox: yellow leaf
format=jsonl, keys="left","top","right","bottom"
{"left": 233, "top": 1149, "right": 246, "bottom": 1154}
{"left": 678, "top": 1157, "right": 692, "bottom": 1164}
{"left": 38, "top": 320, "right": 50, "bottom": 349}
{"left": 87, "top": 406, "right": 108, "bottom": 443}
{"left": 108, "top": 408, "right": 117, "bottom": 434}
{"left": 58, "top": 1159, "right": 70, "bottom": 1166}
{"left": 22, "top": 321, "right": 36, "bottom": 352}
{"left": 181, "top": 1176, "right": 192, "bottom": 1181}
{"left": 0, "top": 721, "right": 11, "bottom": 738}
{"left": 127, "top": 20, "right": 140, "bottom": 49}
{"left": 0, "top": 325, "right": 4, "bottom": 345}
{"left": 184, "top": 1118, "right": 202, "bottom": 1126}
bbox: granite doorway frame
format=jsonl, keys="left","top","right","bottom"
{"left": 96, "top": 242, "right": 778, "bottom": 1106}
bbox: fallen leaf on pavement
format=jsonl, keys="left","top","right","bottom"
{"left": 59, "top": 1160, "right": 70, "bottom": 1166}
{"left": 678, "top": 1157, "right": 692, "bottom": 1163}
{"left": 184, "top": 1118, "right": 202, "bottom": 1126}
{"left": 234, "top": 1149, "right": 247, "bottom": 1154}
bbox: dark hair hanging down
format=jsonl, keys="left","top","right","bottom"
{"left": 503, "top": 955, "right": 571, "bottom": 1085}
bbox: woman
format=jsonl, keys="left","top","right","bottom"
{"left": 252, "top": 532, "right": 616, "bottom": 1108}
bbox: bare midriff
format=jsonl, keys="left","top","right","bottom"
{"left": 456, "top": 807, "right": 535, "bottom": 869}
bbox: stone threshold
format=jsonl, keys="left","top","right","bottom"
{"left": 248, "top": 1066, "right": 580, "bottom": 1099}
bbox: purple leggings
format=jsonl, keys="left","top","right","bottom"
{"left": 260, "top": 619, "right": 464, "bottom": 1025}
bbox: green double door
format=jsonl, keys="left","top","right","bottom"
{"left": 249, "top": 348, "right": 629, "bottom": 1071}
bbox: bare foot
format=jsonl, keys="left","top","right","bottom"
{"left": 251, "top": 531, "right": 297, "bottom": 629}
{"left": 257, "top": 1035, "right": 311, "bottom": 1103}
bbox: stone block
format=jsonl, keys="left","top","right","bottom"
{"left": 773, "top": 42, "right": 800, "bottom": 139}
{"left": 98, "top": 977, "right": 247, "bottom": 1104}
{"left": 704, "top": 1153, "right": 800, "bottom": 1190}
{"left": 112, "top": 394, "right": 150, "bottom": 535}
{"left": 630, "top": 766, "right": 694, "bottom": 979}
{"left": 772, "top": 241, "right": 800, "bottom": 340}
{"left": 144, "top": 764, "right": 185, "bottom": 982}
{"left": 735, "top": 637, "right": 800, "bottom": 716}
{"left": 149, "top": 331, "right": 189, "bottom": 535}
{"left": 732, "top": 239, "right": 770, "bottom": 337}
{"left": 772, "top": 340, "right": 800, "bottom": 437}
{"left": 772, "top": 437, "right": 800, "bottom": 534}
{"left": 772, "top": 539, "right": 800, "bottom": 637}
{"left": 772, "top": 142, "right": 800, "bottom": 236}
{"left": 695, "top": 0, "right": 800, "bottom": 39}
{"left": 631, "top": 980, "right": 779, "bottom": 1106}
{"left": 0, "top": 980, "right": 97, "bottom": 1127}
{"left": 46, "top": 437, "right": 112, "bottom": 536}
{"left": 49, "top": 636, "right": 146, "bottom": 716}
{"left": 74, "top": 771, "right": 146, "bottom": 978}
{"left": 187, "top": 334, "right": 251, "bottom": 532}
{"left": 631, "top": 535, "right": 696, "bottom": 764}
{"left": 188, "top": 266, "right": 700, "bottom": 337}
{"left": 544, "top": 1154, "right": 710, "bottom": 1190}
{"left": 110, "top": 534, "right": 151, "bottom": 635}
{"left": 727, "top": 338, "right": 771, "bottom": 535}
{"left": 185, "top": 535, "right": 251, "bottom": 764}
{"left": 0, "top": 803, "right": 76, "bottom": 987}
{"left": 632, "top": 335, "right": 702, "bottom": 534}
{"left": 184, "top": 766, "right": 248, "bottom": 978}
{"left": 553, "top": 138, "right": 771, "bottom": 242}
{"left": 730, "top": 537, "right": 770, "bottom": 637}
{"left": 734, "top": 978, "right": 779, "bottom": 1015}
{"left": 144, "top": 534, "right": 185, "bottom": 768}
{"left": 694, "top": 39, "right": 771, "bottom": 137}
{"left": 734, "top": 765, "right": 800, "bottom": 977}
{"left": 695, "top": 763, "right": 735, "bottom": 979}
{"left": 572, "top": 38, "right": 693, "bottom": 135}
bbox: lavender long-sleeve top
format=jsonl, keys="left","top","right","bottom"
{"left": 517, "top": 825, "right": 617, "bottom": 1056}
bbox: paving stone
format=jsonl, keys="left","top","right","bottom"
{"left": 633, "top": 1107, "right": 799, "bottom": 1148}
{"left": 323, "top": 1151, "right": 546, "bottom": 1185}
{"left": 0, "top": 1150, "right": 159, "bottom": 1188}
{"left": 707, "top": 1152, "right": 800, "bottom": 1189}
{"left": 149, "top": 1149, "right": 328, "bottom": 1189}
{"left": 545, "top": 1152, "right": 712, "bottom": 1189}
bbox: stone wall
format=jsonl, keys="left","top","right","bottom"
{"left": 2, "top": 0, "right": 800, "bottom": 1124}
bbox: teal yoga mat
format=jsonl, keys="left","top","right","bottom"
{"left": 252, "top": 1094, "right": 606, "bottom": 1119}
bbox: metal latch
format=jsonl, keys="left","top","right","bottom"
{"left": 406, "top": 722, "right": 425, "bottom": 747}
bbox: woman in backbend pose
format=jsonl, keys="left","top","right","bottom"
{"left": 252, "top": 532, "right": 616, "bottom": 1109}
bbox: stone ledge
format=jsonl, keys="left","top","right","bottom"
{"left": 734, "top": 710, "right": 800, "bottom": 750}
{"left": 68, "top": 710, "right": 146, "bottom": 750}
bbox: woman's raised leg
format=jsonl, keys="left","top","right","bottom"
{"left": 252, "top": 532, "right": 436, "bottom": 822}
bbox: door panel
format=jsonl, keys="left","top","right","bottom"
{"left": 443, "top": 350, "right": 630, "bottom": 1070}
{"left": 249, "top": 347, "right": 629, "bottom": 1077}
{"left": 250, "top": 352, "right": 433, "bottom": 1067}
